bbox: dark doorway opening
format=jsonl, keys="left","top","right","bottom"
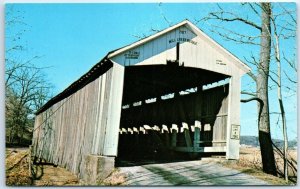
{"left": 117, "top": 64, "right": 229, "bottom": 166}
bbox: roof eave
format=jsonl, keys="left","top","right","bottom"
{"left": 108, "top": 19, "right": 251, "bottom": 74}
{"left": 108, "top": 20, "right": 189, "bottom": 59}
{"left": 184, "top": 20, "right": 251, "bottom": 74}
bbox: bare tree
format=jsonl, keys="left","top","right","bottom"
{"left": 198, "top": 2, "right": 296, "bottom": 178}
{"left": 272, "top": 22, "right": 288, "bottom": 181}
{"left": 198, "top": 3, "right": 271, "bottom": 176}
{"left": 256, "top": 2, "right": 277, "bottom": 176}
{"left": 5, "top": 7, "right": 53, "bottom": 145}
{"left": 270, "top": 3, "right": 296, "bottom": 181}
{"left": 5, "top": 61, "right": 53, "bottom": 144}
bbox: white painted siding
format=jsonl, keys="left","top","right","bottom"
{"left": 32, "top": 62, "right": 124, "bottom": 176}
{"left": 103, "top": 63, "right": 125, "bottom": 156}
{"left": 111, "top": 25, "right": 242, "bottom": 77}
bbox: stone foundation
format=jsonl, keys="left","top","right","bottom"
{"left": 82, "top": 155, "right": 115, "bottom": 185}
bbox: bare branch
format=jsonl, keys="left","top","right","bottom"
{"left": 5, "top": 8, "right": 54, "bottom": 144}
{"left": 158, "top": 3, "right": 172, "bottom": 26}
{"left": 278, "top": 3, "right": 296, "bottom": 24}
{"left": 207, "top": 23, "right": 260, "bottom": 45}
{"left": 242, "top": 3, "right": 261, "bottom": 18}
{"left": 205, "top": 5, "right": 262, "bottom": 31}
{"left": 241, "top": 91, "right": 257, "bottom": 97}
{"left": 131, "top": 34, "right": 146, "bottom": 39}
{"left": 283, "top": 52, "right": 297, "bottom": 72}
{"left": 272, "top": 111, "right": 283, "bottom": 115}
{"left": 247, "top": 71, "right": 257, "bottom": 82}
{"left": 150, "top": 27, "right": 160, "bottom": 33}
{"left": 283, "top": 71, "right": 297, "bottom": 84}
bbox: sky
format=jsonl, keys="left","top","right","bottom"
{"left": 4, "top": 3, "right": 297, "bottom": 140}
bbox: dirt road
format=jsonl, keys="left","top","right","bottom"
{"left": 7, "top": 147, "right": 290, "bottom": 186}
{"left": 117, "top": 159, "right": 270, "bottom": 186}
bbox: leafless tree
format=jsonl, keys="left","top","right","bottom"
{"left": 198, "top": 3, "right": 296, "bottom": 177}
{"left": 6, "top": 60, "right": 53, "bottom": 145}
{"left": 198, "top": 2, "right": 276, "bottom": 176}
{"left": 269, "top": 3, "right": 296, "bottom": 181}
{"left": 5, "top": 7, "right": 53, "bottom": 145}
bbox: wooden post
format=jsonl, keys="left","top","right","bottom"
{"left": 133, "top": 127, "right": 139, "bottom": 158}
{"left": 162, "top": 125, "right": 170, "bottom": 147}
{"left": 196, "top": 86, "right": 203, "bottom": 147}
{"left": 182, "top": 122, "right": 192, "bottom": 147}
{"left": 194, "top": 120, "right": 201, "bottom": 148}
{"left": 139, "top": 126, "right": 146, "bottom": 134}
{"left": 171, "top": 124, "right": 178, "bottom": 148}
{"left": 226, "top": 76, "right": 241, "bottom": 159}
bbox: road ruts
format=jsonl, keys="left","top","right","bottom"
{"left": 118, "top": 160, "right": 270, "bottom": 186}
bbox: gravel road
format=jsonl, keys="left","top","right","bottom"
{"left": 118, "top": 160, "right": 270, "bottom": 186}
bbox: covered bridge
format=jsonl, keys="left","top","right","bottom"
{"left": 32, "top": 20, "right": 250, "bottom": 182}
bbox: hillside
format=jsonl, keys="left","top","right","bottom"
{"left": 240, "top": 136, "right": 297, "bottom": 149}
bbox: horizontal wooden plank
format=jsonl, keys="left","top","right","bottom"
{"left": 172, "top": 146, "right": 226, "bottom": 153}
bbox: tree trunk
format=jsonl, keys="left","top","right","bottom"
{"left": 280, "top": 99, "right": 288, "bottom": 180}
{"left": 8, "top": 126, "right": 14, "bottom": 144}
{"left": 257, "top": 2, "right": 277, "bottom": 176}
{"left": 273, "top": 21, "right": 288, "bottom": 181}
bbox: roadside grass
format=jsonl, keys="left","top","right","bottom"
{"left": 220, "top": 147, "right": 297, "bottom": 185}
{"left": 6, "top": 149, "right": 32, "bottom": 186}
{"left": 221, "top": 161, "right": 292, "bottom": 185}
{"left": 6, "top": 148, "right": 79, "bottom": 186}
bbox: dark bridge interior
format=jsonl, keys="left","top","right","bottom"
{"left": 121, "top": 64, "right": 228, "bottom": 104}
{"left": 117, "top": 64, "right": 229, "bottom": 164}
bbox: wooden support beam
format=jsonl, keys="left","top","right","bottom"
{"left": 133, "top": 127, "right": 139, "bottom": 133}
{"left": 226, "top": 76, "right": 241, "bottom": 159}
{"left": 162, "top": 124, "right": 169, "bottom": 133}
{"left": 164, "top": 132, "right": 170, "bottom": 148}
{"left": 134, "top": 130, "right": 139, "bottom": 153}
{"left": 152, "top": 125, "right": 160, "bottom": 131}
{"left": 173, "top": 146, "right": 226, "bottom": 153}
{"left": 171, "top": 124, "right": 178, "bottom": 133}
{"left": 193, "top": 121, "right": 201, "bottom": 148}
{"left": 195, "top": 87, "right": 203, "bottom": 148}
{"left": 180, "top": 123, "right": 189, "bottom": 133}
{"left": 191, "top": 126, "right": 195, "bottom": 132}
{"left": 161, "top": 124, "right": 170, "bottom": 148}
{"left": 121, "top": 128, "right": 127, "bottom": 134}
{"left": 182, "top": 122, "right": 192, "bottom": 147}
{"left": 139, "top": 126, "right": 146, "bottom": 134}
{"left": 204, "top": 124, "right": 211, "bottom": 131}
{"left": 212, "top": 140, "right": 226, "bottom": 143}
{"left": 127, "top": 128, "right": 133, "bottom": 134}
{"left": 195, "top": 120, "right": 201, "bottom": 129}
{"left": 171, "top": 124, "right": 178, "bottom": 148}
{"left": 143, "top": 125, "right": 152, "bottom": 130}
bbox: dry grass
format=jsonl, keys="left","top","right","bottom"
{"left": 6, "top": 149, "right": 33, "bottom": 186}
{"left": 33, "top": 165, "right": 79, "bottom": 186}
{"left": 221, "top": 147, "right": 297, "bottom": 185}
{"left": 6, "top": 148, "right": 79, "bottom": 186}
